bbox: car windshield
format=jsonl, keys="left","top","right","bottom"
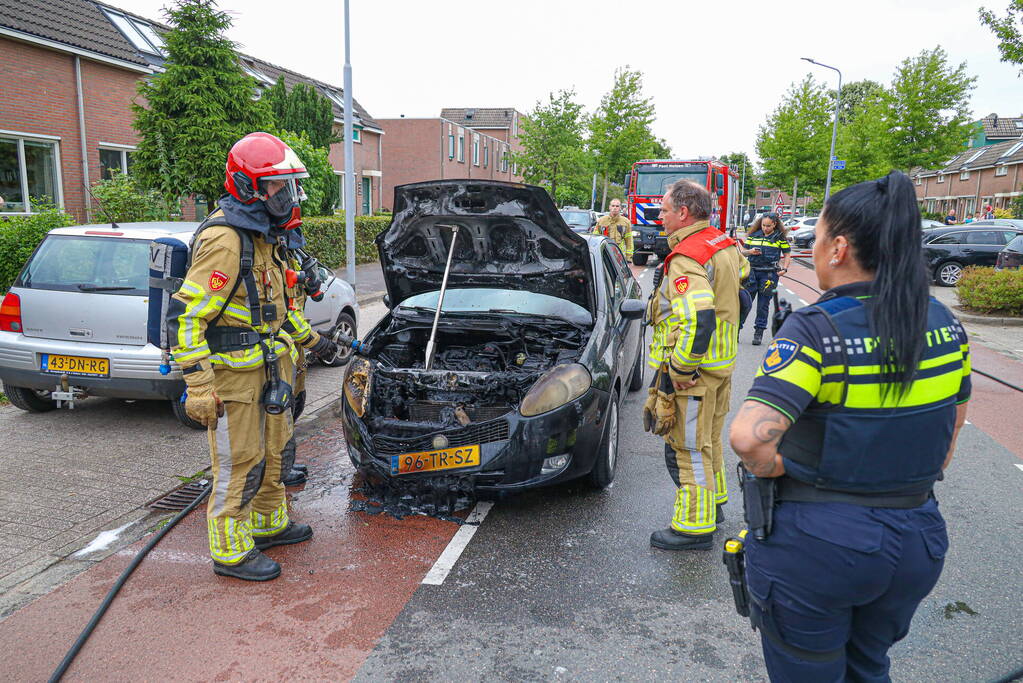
{"left": 17, "top": 235, "right": 151, "bottom": 295}
{"left": 560, "top": 211, "right": 590, "bottom": 227}
{"left": 636, "top": 168, "right": 707, "bottom": 195}
{"left": 398, "top": 288, "right": 591, "bottom": 326}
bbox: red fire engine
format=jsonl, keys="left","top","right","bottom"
{"left": 624, "top": 159, "right": 739, "bottom": 266}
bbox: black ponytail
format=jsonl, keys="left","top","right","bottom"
{"left": 820, "top": 171, "right": 929, "bottom": 399}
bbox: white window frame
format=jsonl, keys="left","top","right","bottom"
{"left": 1001, "top": 140, "right": 1023, "bottom": 159}
{"left": 959, "top": 170, "right": 970, "bottom": 181}
{"left": 457, "top": 130, "right": 465, "bottom": 163}
{"left": 500, "top": 147, "right": 509, "bottom": 173}
{"left": 334, "top": 170, "right": 345, "bottom": 211}
{"left": 353, "top": 127, "right": 362, "bottom": 144}
{"left": 472, "top": 134, "right": 480, "bottom": 166}
{"left": 0, "top": 131, "right": 64, "bottom": 214}
{"left": 996, "top": 164, "right": 1008, "bottom": 176}
{"left": 98, "top": 143, "right": 136, "bottom": 179}
{"left": 937, "top": 174, "right": 945, "bottom": 184}
{"left": 101, "top": 8, "right": 164, "bottom": 57}
{"left": 915, "top": 176, "right": 922, "bottom": 186}
{"left": 483, "top": 143, "right": 489, "bottom": 168}
{"left": 361, "top": 175, "right": 372, "bottom": 214}
{"left": 448, "top": 134, "right": 455, "bottom": 160}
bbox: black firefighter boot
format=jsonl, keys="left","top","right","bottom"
{"left": 650, "top": 528, "right": 714, "bottom": 551}
{"left": 253, "top": 522, "right": 313, "bottom": 551}
{"left": 752, "top": 328, "right": 765, "bottom": 346}
{"left": 280, "top": 437, "right": 308, "bottom": 487}
{"left": 213, "top": 549, "right": 281, "bottom": 581}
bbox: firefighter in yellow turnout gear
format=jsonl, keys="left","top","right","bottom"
{"left": 594, "top": 198, "right": 634, "bottom": 260}
{"left": 644, "top": 180, "right": 748, "bottom": 550}
{"left": 169, "top": 132, "right": 317, "bottom": 581}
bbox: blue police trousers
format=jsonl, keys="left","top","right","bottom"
{"left": 744, "top": 499, "right": 948, "bottom": 682}
{"left": 741, "top": 269, "right": 777, "bottom": 331}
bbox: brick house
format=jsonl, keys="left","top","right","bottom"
{"left": 751, "top": 186, "right": 811, "bottom": 215}
{"left": 912, "top": 138, "right": 1023, "bottom": 217}
{"left": 377, "top": 112, "right": 524, "bottom": 209}
{"left": 0, "top": 0, "right": 383, "bottom": 221}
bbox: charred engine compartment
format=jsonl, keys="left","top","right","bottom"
{"left": 367, "top": 316, "right": 588, "bottom": 431}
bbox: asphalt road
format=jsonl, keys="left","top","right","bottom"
{"left": 356, "top": 262, "right": 1023, "bottom": 682}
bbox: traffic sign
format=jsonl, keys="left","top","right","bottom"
{"left": 775, "top": 197, "right": 784, "bottom": 210}
{"left": 832, "top": 159, "right": 846, "bottom": 170}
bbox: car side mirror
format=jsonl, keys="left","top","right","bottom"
{"left": 382, "top": 294, "right": 391, "bottom": 308}
{"left": 619, "top": 299, "right": 644, "bottom": 320}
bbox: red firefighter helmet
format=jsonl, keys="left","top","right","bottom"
{"left": 224, "top": 132, "right": 309, "bottom": 229}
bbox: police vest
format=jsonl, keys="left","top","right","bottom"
{"left": 779, "top": 295, "right": 966, "bottom": 496}
{"left": 744, "top": 229, "right": 787, "bottom": 270}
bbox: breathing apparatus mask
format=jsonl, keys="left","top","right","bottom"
{"left": 258, "top": 176, "right": 307, "bottom": 229}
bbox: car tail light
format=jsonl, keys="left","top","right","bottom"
{"left": 0, "top": 292, "right": 22, "bottom": 332}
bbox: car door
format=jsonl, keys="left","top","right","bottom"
{"left": 962, "top": 230, "right": 1009, "bottom": 267}
{"left": 601, "top": 243, "right": 638, "bottom": 389}
{"left": 923, "top": 231, "right": 965, "bottom": 270}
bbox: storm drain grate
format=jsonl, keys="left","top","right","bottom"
{"left": 147, "top": 479, "right": 210, "bottom": 511}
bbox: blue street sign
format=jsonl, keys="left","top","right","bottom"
{"left": 832, "top": 160, "right": 846, "bottom": 170}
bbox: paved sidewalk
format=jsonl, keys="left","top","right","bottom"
{"left": 0, "top": 299, "right": 387, "bottom": 618}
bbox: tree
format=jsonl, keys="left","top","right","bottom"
{"left": 718, "top": 152, "right": 758, "bottom": 206}
{"left": 886, "top": 47, "right": 976, "bottom": 170}
{"left": 132, "top": 0, "right": 273, "bottom": 209}
{"left": 264, "top": 77, "right": 338, "bottom": 149}
{"left": 756, "top": 75, "right": 833, "bottom": 197}
{"left": 833, "top": 80, "right": 885, "bottom": 124}
{"left": 513, "top": 89, "right": 591, "bottom": 206}
{"left": 588, "top": 66, "right": 660, "bottom": 209}
{"left": 276, "top": 130, "right": 337, "bottom": 217}
{"left": 835, "top": 92, "right": 895, "bottom": 187}
{"left": 979, "top": 1, "right": 1023, "bottom": 75}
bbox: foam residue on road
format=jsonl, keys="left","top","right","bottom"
{"left": 73, "top": 522, "right": 133, "bottom": 557}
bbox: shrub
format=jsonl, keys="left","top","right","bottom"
{"left": 0, "top": 202, "right": 76, "bottom": 293}
{"left": 994, "top": 207, "right": 1014, "bottom": 219}
{"left": 921, "top": 210, "right": 945, "bottom": 222}
{"left": 956, "top": 266, "right": 1023, "bottom": 316}
{"left": 91, "top": 171, "right": 172, "bottom": 223}
{"left": 300, "top": 214, "right": 392, "bottom": 269}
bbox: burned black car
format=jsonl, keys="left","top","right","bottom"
{"left": 341, "top": 180, "right": 645, "bottom": 497}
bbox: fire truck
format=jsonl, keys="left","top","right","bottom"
{"left": 624, "top": 159, "right": 740, "bottom": 265}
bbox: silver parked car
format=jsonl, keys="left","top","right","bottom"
{"left": 0, "top": 222, "right": 358, "bottom": 427}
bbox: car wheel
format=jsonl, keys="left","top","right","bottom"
{"left": 936, "top": 261, "right": 963, "bottom": 287}
{"left": 589, "top": 389, "right": 620, "bottom": 489}
{"left": 3, "top": 383, "right": 56, "bottom": 413}
{"left": 632, "top": 252, "right": 649, "bottom": 266}
{"left": 170, "top": 396, "right": 206, "bottom": 430}
{"left": 319, "top": 311, "right": 357, "bottom": 367}
{"left": 628, "top": 336, "right": 645, "bottom": 392}
{"left": 806, "top": 237, "right": 815, "bottom": 249}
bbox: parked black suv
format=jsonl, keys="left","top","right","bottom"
{"left": 922, "top": 225, "right": 1023, "bottom": 286}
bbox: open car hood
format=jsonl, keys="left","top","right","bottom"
{"left": 377, "top": 181, "right": 595, "bottom": 315}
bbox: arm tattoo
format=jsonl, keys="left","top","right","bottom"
{"left": 735, "top": 402, "right": 791, "bottom": 477}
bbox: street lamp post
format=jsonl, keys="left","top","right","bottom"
{"left": 343, "top": 0, "right": 356, "bottom": 285}
{"left": 801, "top": 57, "right": 842, "bottom": 202}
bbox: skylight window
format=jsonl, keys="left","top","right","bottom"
{"left": 323, "top": 89, "right": 346, "bottom": 111}
{"left": 1001, "top": 140, "right": 1023, "bottom": 158}
{"left": 962, "top": 149, "right": 985, "bottom": 166}
{"left": 241, "top": 64, "right": 273, "bottom": 86}
{"left": 102, "top": 8, "right": 164, "bottom": 56}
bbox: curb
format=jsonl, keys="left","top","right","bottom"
{"left": 953, "top": 306, "right": 1023, "bottom": 327}
{"left": 295, "top": 395, "right": 345, "bottom": 439}
{"left": 356, "top": 292, "right": 384, "bottom": 307}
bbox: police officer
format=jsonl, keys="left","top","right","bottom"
{"left": 729, "top": 171, "right": 970, "bottom": 680}
{"left": 644, "top": 180, "right": 747, "bottom": 550}
{"left": 278, "top": 232, "right": 337, "bottom": 487}
{"left": 739, "top": 213, "right": 791, "bottom": 345}
{"left": 169, "top": 132, "right": 323, "bottom": 581}
{"left": 594, "top": 199, "right": 633, "bottom": 260}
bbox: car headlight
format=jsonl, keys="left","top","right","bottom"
{"left": 631, "top": 230, "right": 640, "bottom": 237}
{"left": 520, "top": 363, "right": 592, "bottom": 417}
{"left": 344, "top": 356, "right": 372, "bottom": 417}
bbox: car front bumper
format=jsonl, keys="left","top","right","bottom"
{"left": 634, "top": 227, "right": 668, "bottom": 257}
{"left": 342, "top": 386, "right": 611, "bottom": 492}
{"left": 0, "top": 331, "right": 184, "bottom": 400}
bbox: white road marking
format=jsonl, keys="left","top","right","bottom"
{"left": 965, "top": 419, "right": 972, "bottom": 425}
{"left": 1015, "top": 464, "right": 1023, "bottom": 473}
{"left": 798, "top": 298, "right": 808, "bottom": 306}
{"left": 421, "top": 501, "right": 494, "bottom": 585}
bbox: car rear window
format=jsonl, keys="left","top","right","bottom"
{"left": 16, "top": 235, "right": 151, "bottom": 295}
{"left": 1006, "top": 235, "right": 1023, "bottom": 251}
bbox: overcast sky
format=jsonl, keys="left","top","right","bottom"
{"left": 111, "top": 0, "right": 1023, "bottom": 165}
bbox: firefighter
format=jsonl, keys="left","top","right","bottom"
{"left": 644, "top": 180, "right": 747, "bottom": 550}
{"left": 169, "top": 132, "right": 330, "bottom": 581}
{"left": 279, "top": 230, "right": 336, "bottom": 487}
{"left": 739, "top": 212, "right": 791, "bottom": 346}
{"left": 729, "top": 172, "right": 970, "bottom": 680}
{"left": 594, "top": 199, "right": 634, "bottom": 260}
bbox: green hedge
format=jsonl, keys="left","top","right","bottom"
{"left": 0, "top": 206, "right": 76, "bottom": 294}
{"left": 956, "top": 266, "right": 1023, "bottom": 316}
{"left": 300, "top": 215, "right": 391, "bottom": 269}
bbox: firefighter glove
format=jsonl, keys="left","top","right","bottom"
{"left": 309, "top": 334, "right": 340, "bottom": 362}
{"left": 652, "top": 367, "right": 677, "bottom": 437}
{"left": 642, "top": 387, "right": 658, "bottom": 433}
{"left": 181, "top": 362, "right": 222, "bottom": 429}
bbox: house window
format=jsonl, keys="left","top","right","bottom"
{"left": 0, "top": 134, "right": 61, "bottom": 213}
{"left": 915, "top": 176, "right": 921, "bottom": 186}
{"left": 448, "top": 134, "right": 455, "bottom": 160}
{"left": 937, "top": 174, "right": 945, "bottom": 184}
{"left": 759, "top": 190, "right": 771, "bottom": 199}
{"left": 472, "top": 134, "right": 480, "bottom": 166}
{"left": 334, "top": 171, "right": 345, "bottom": 211}
{"left": 99, "top": 147, "right": 134, "bottom": 180}
{"left": 501, "top": 147, "right": 509, "bottom": 172}
{"left": 353, "top": 127, "right": 362, "bottom": 143}
{"left": 960, "top": 170, "right": 970, "bottom": 181}
{"left": 483, "top": 144, "right": 489, "bottom": 168}
{"left": 996, "top": 164, "right": 1008, "bottom": 176}
{"left": 101, "top": 8, "right": 165, "bottom": 57}
{"left": 457, "top": 132, "right": 465, "bottom": 162}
